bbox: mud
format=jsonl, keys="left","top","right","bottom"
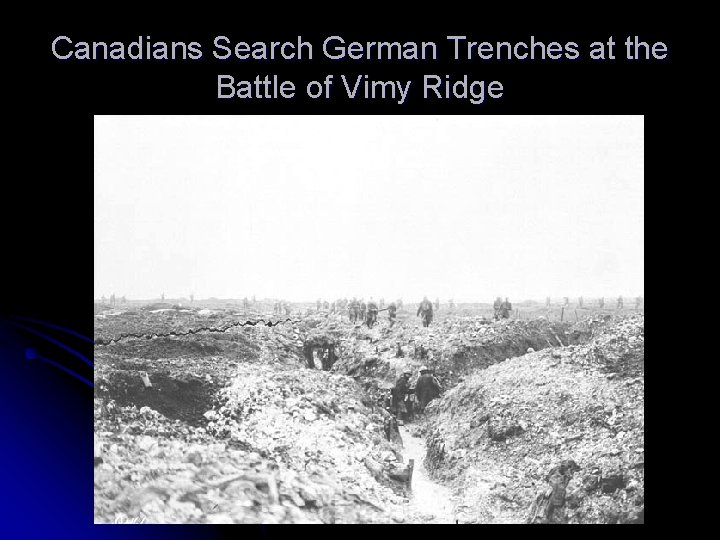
{"left": 399, "top": 425, "right": 456, "bottom": 523}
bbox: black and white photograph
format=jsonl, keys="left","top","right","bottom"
{"left": 93, "top": 115, "right": 644, "bottom": 524}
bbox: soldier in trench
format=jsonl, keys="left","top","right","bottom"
{"left": 415, "top": 366, "right": 442, "bottom": 414}
{"left": 392, "top": 370, "right": 413, "bottom": 423}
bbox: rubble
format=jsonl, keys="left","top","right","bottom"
{"left": 95, "top": 305, "right": 643, "bottom": 524}
{"left": 423, "top": 314, "right": 644, "bottom": 524}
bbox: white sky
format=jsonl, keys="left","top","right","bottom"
{"left": 94, "top": 115, "right": 643, "bottom": 302}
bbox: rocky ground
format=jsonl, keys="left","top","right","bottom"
{"left": 422, "top": 314, "right": 644, "bottom": 524}
{"left": 94, "top": 305, "right": 644, "bottom": 524}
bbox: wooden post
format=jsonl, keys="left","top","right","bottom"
{"left": 407, "top": 458, "right": 415, "bottom": 488}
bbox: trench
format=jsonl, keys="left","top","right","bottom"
{"left": 399, "top": 425, "right": 457, "bottom": 523}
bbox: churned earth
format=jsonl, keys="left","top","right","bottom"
{"left": 94, "top": 304, "right": 643, "bottom": 524}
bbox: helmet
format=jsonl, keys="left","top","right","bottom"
{"left": 419, "top": 365, "right": 429, "bottom": 373}
{"left": 403, "top": 370, "right": 412, "bottom": 376}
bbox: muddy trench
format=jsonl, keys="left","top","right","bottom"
{"left": 96, "top": 320, "right": 596, "bottom": 523}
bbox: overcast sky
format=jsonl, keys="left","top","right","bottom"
{"left": 94, "top": 115, "right": 643, "bottom": 302}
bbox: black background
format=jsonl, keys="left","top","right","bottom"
{"left": 3, "top": 18, "right": 672, "bottom": 537}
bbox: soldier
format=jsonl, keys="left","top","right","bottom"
{"left": 285, "top": 303, "right": 291, "bottom": 316}
{"left": 323, "top": 300, "right": 330, "bottom": 310}
{"left": 635, "top": 296, "right": 643, "bottom": 310}
{"left": 598, "top": 297, "right": 605, "bottom": 309}
{"left": 392, "top": 370, "right": 412, "bottom": 423}
{"left": 110, "top": 293, "right": 116, "bottom": 307}
{"left": 101, "top": 295, "right": 106, "bottom": 305}
{"left": 189, "top": 293, "right": 194, "bottom": 303}
{"left": 417, "top": 296, "right": 434, "bottom": 327}
{"left": 349, "top": 297, "right": 359, "bottom": 323}
{"left": 493, "top": 297, "right": 503, "bottom": 320}
{"left": 243, "top": 297, "right": 249, "bottom": 312}
{"left": 546, "top": 296, "right": 551, "bottom": 308}
{"left": 617, "top": 295, "right": 624, "bottom": 310}
{"left": 415, "top": 366, "right": 442, "bottom": 413}
{"left": 500, "top": 297, "right": 512, "bottom": 319}
{"left": 366, "top": 297, "right": 379, "bottom": 328}
{"left": 395, "top": 341, "right": 404, "bottom": 357}
{"left": 578, "top": 296, "right": 584, "bottom": 308}
{"left": 449, "top": 298, "right": 455, "bottom": 311}
{"left": 359, "top": 299, "right": 367, "bottom": 323}
{"left": 388, "top": 301, "right": 398, "bottom": 326}
{"left": 316, "top": 298, "right": 322, "bottom": 311}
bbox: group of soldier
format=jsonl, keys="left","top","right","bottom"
{"left": 385, "top": 365, "right": 442, "bottom": 425}
{"left": 100, "top": 294, "right": 126, "bottom": 306}
{"left": 493, "top": 297, "right": 513, "bottom": 320}
{"left": 272, "top": 300, "right": 291, "bottom": 316}
{"left": 545, "top": 296, "right": 643, "bottom": 310}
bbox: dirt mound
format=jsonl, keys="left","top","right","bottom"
{"left": 331, "top": 317, "right": 591, "bottom": 407}
{"left": 423, "top": 315, "right": 644, "bottom": 524}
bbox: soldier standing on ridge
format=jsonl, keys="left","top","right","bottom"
{"left": 617, "top": 296, "right": 624, "bottom": 310}
{"left": 359, "top": 299, "right": 367, "bottom": 323}
{"left": 366, "top": 297, "right": 379, "bottom": 328}
{"left": 388, "top": 301, "right": 397, "bottom": 326}
{"left": 349, "top": 297, "right": 359, "bottom": 323}
{"left": 598, "top": 297, "right": 605, "bottom": 309}
{"left": 417, "top": 296, "right": 434, "bottom": 327}
{"left": 493, "top": 297, "right": 503, "bottom": 320}
{"left": 500, "top": 297, "right": 512, "bottom": 319}
{"left": 449, "top": 298, "right": 455, "bottom": 311}
{"left": 243, "top": 297, "right": 249, "bottom": 313}
{"left": 578, "top": 296, "right": 584, "bottom": 308}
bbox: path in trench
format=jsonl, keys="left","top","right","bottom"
{"left": 398, "top": 425, "right": 457, "bottom": 523}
